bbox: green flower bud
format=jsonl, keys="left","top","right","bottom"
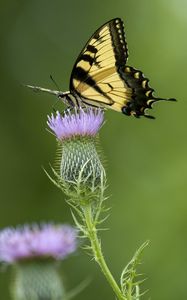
{"left": 12, "top": 260, "right": 64, "bottom": 300}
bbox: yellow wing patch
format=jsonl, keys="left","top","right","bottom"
{"left": 79, "top": 68, "right": 132, "bottom": 112}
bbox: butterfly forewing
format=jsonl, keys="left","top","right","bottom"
{"left": 70, "top": 18, "right": 131, "bottom": 111}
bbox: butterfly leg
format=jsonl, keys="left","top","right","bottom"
{"left": 62, "top": 106, "right": 75, "bottom": 115}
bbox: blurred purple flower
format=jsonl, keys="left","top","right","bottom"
{"left": 47, "top": 108, "right": 104, "bottom": 140}
{"left": 0, "top": 223, "right": 77, "bottom": 263}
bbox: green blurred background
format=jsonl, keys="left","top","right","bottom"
{"left": 0, "top": 0, "right": 186, "bottom": 299}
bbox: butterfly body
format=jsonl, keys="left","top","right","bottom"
{"left": 27, "top": 18, "right": 175, "bottom": 118}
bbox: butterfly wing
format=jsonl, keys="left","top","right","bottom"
{"left": 70, "top": 18, "right": 175, "bottom": 118}
{"left": 69, "top": 18, "right": 130, "bottom": 109}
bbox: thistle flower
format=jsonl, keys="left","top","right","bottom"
{"left": 0, "top": 223, "right": 77, "bottom": 263}
{"left": 47, "top": 108, "right": 105, "bottom": 196}
{"left": 47, "top": 108, "right": 104, "bottom": 140}
{"left": 0, "top": 223, "right": 77, "bottom": 300}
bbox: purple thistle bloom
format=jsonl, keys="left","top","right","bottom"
{"left": 47, "top": 108, "right": 104, "bottom": 140}
{"left": 0, "top": 223, "right": 77, "bottom": 263}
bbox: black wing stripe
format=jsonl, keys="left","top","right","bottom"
{"left": 109, "top": 19, "right": 128, "bottom": 66}
{"left": 79, "top": 54, "right": 95, "bottom": 65}
{"left": 86, "top": 45, "right": 97, "bottom": 53}
{"left": 73, "top": 67, "right": 112, "bottom": 99}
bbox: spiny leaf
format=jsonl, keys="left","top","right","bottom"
{"left": 43, "top": 167, "right": 62, "bottom": 190}
{"left": 120, "top": 240, "right": 149, "bottom": 299}
{"left": 71, "top": 211, "right": 86, "bottom": 234}
{"left": 96, "top": 214, "right": 110, "bottom": 225}
{"left": 68, "top": 202, "right": 84, "bottom": 219}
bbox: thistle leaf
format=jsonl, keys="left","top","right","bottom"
{"left": 71, "top": 211, "right": 86, "bottom": 234}
{"left": 120, "top": 240, "right": 149, "bottom": 299}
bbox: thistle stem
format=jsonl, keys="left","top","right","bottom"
{"left": 83, "top": 204, "right": 126, "bottom": 300}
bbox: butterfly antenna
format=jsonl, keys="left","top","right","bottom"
{"left": 24, "top": 74, "right": 63, "bottom": 97}
{"left": 50, "top": 74, "right": 61, "bottom": 92}
{"left": 49, "top": 75, "right": 64, "bottom": 112}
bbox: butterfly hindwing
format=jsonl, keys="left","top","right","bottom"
{"left": 119, "top": 65, "right": 156, "bottom": 117}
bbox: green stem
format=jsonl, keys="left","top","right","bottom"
{"left": 83, "top": 204, "right": 126, "bottom": 300}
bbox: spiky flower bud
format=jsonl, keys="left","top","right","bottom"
{"left": 0, "top": 223, "right": 77, "bottom": 300}
{"left": 12, "top": 260, "right": 64, "bottom": 300}
{"left": 47, "top": 108, "right": 105, "bottom": 197}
